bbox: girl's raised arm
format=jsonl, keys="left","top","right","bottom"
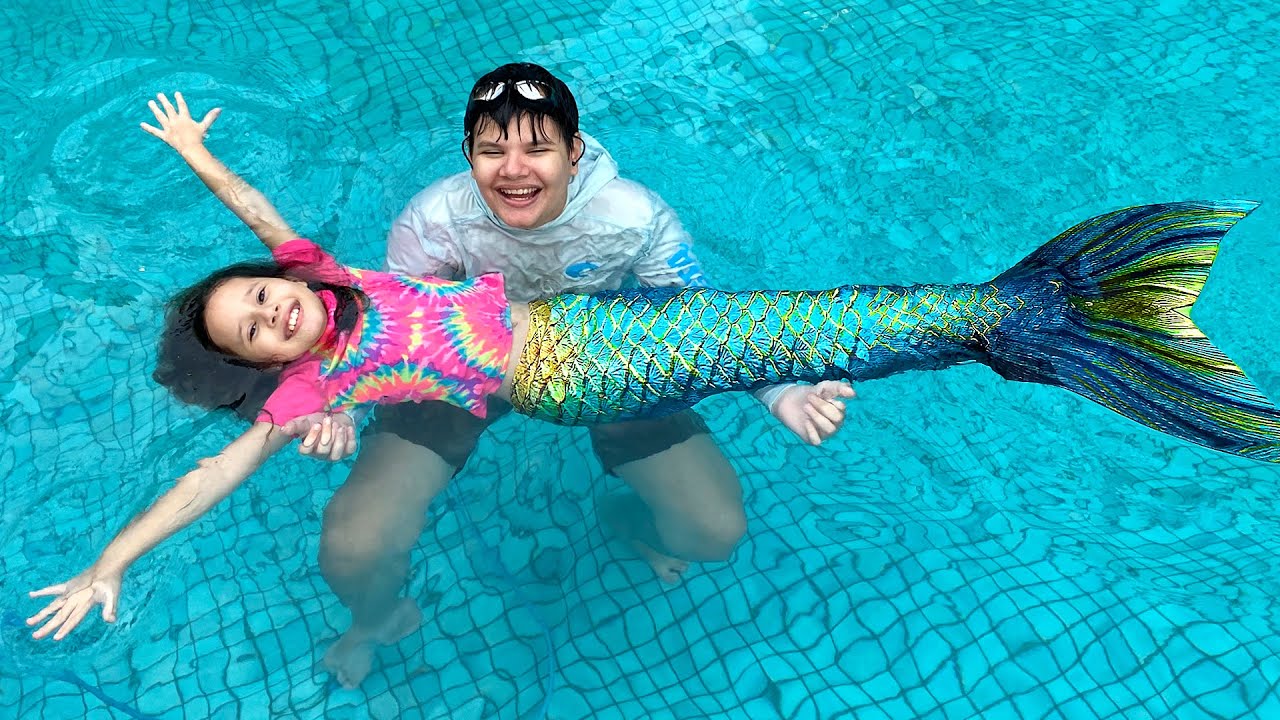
{"left": 26, "top": 422, "right": 291, "bottom": 640}
{"left": 141, "top": 91, "right": 297, "bottom": 251}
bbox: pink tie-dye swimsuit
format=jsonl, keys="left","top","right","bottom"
{"left": 256, "top": 239, "right": 512, "bottom": 425}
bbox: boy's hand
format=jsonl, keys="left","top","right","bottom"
{"left": 27, "top": 565, "right": 123, "bottom": 641}
{"left": 282, "top": 412, "right": 358, "bottom": 462}
{"left": 769, "top": 380, "right": 856, "bottom": 446}
{"left": 140, "top": 91, "right": 220, "bottom": 155}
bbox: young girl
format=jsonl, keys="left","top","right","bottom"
{"left": 27, "top": 93, "right": 1280, "bottom": 641}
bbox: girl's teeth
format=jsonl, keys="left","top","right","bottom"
{"left": 288, "top": 306, "right": 299, "bottom": 334}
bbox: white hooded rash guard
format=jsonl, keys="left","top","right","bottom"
{"left": 385, "top": 132, "right": 707, "bottom": 301}
{"left": 384, "top": 132, "right": 791, "bottom": 412}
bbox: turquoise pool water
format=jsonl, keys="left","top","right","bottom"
{"left": 4, "top": 0, "right": 1280, "bottom": 717}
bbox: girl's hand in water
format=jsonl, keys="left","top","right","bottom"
{"left": 26, "top": 566, "right": 123, "bottom": 640}
{"left": 140, "top": 91, "right": 221, "bottom": 155}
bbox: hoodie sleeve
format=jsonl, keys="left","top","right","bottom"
{"left": 384, "top": 192, "right": 463, "bottom": 280}
{"left": 630, "top": 192, "right": 710, "bottom": 288}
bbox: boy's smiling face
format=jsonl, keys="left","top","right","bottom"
{"left": 469, "top": 113, "right": 582, "bottom": 230}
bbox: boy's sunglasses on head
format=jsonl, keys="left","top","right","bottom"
{"left": 471, "top": 79, "right": 551, "bottom": 103}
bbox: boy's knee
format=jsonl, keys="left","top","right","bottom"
{"left": 664, "top": 504, "right": 746, "bottom": 562}
{"left": 697, "top": 509, "right": 747, "bottom": 560}
{"left": 319, "top": 496, "right": 421, "bottom": 570}
{"left": 318, "top": 518, "right": 382, "bottom": 573}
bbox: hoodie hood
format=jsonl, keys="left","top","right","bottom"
{"left": 468, "top": 131, "right": 619, "bottom": 238}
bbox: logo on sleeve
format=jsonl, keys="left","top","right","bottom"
{"left": 667, "top": 243, "right": 706, "bottom": 286}
{"left": 565, "top": 261, "right": 600, "bottom": 279}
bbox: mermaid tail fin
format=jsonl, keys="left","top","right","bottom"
{"left": 986, "top": 200, "right": 1280, "bottom": 462}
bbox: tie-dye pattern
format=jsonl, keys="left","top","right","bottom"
{"left": 262, "top": 239, "right": 512, "bottom": 422}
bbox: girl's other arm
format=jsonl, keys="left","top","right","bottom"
{"left": 141, "top": 91, "right": 296, "bottom": 250}
{"left": 26, "top": 422, "right": 291, "bottom": 640}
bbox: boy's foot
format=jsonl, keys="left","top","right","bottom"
{"left": 323, "top": 597, "right": 421, "bottom": 689}
{"left": 598, "top": 493, "right": 690, "bottom": 584}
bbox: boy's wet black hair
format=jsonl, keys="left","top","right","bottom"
{"left": 153, "top": 261, "right": 365, "bottom": 418}
{"left": 462, "top": 62, "right": 580, "bottom": 155}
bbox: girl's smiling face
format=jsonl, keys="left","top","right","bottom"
{"left": 202, "top": 276, "right": 328, "bottom": 364}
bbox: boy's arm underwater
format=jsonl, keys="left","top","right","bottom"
{"left": 141, "top": 91, "right": 297, "bottom": 251}
{"left": 26, "top": 422, "right": 291, "bottom": 640}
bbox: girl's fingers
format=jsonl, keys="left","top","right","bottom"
{"left": 25, "top": 596, "right": 65, "bottom": 626}
{"left": 29, "top": 583, "right": 68, "bottom": 599}
{"left": 140, "top": 122, "right": 163, "bottom": 138}
{"left": 31, "top": 616, "right": 61, "bottom": 640}
{"left": 102, "top": 588, "right": 119, "bottom": 623}
{"left": 174, "top": 91, "right": 189, "bottom": 116}
{"left": 54, "top": 602, "right": 93, "bottom": 641}
{"left": 147, "top": 100, "right": 168, "bottom": 128}
{"left": 32, "top": 599, "right": 78, "bottom": 640}
{"left": 157, "top": 92, "right": 177, "bottom": 119}
{"left": 199, "top": 107, "right": 221, "bottom": 131}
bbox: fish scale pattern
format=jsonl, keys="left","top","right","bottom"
{"left": 511, "top": 283, "right": 994, "bottom": 424}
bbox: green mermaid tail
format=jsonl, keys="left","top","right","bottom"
{"left": 985, "top": 200, "right": 1278, "bottom": 462}
{"left": 510, "top": 201, "right": 1279, "bottom": 463}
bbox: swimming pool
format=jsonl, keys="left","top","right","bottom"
{"left": 4, "top": 0, "right": 1280, "bottom": 717}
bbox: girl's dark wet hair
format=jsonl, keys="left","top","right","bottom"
{"left": 462, "top": 62, "right": 580, "bottom": 155}
{"left": 153, "top": 261, "right": 365, "bottom": 419}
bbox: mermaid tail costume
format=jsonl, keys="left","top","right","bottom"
{"left": 511, "top": 201, "right": 1280, "bottom": 464}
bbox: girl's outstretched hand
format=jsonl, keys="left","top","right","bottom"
{"left": 140, "top": 91, "right": 220, "bottom": 154}
{"left": 26, "top": 566, "right": 123, "bottom": 641}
